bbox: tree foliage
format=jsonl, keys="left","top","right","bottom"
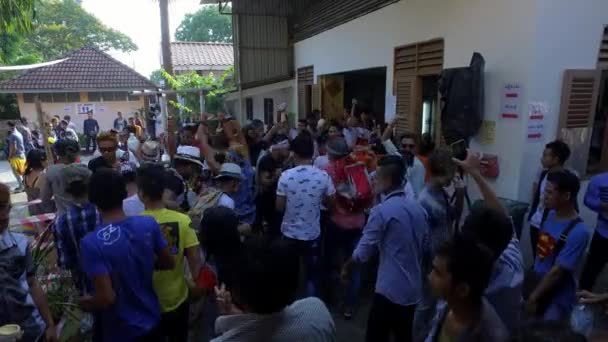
{"left": 149, "top": 69, "right": 164, "bottom": 86}
{"left": 1, "top": 0, "right": 136, "bottom": 63}
{"left": 27, "top": 0, "right": 137, "bottom": 60}
{"left": 0, "top": 0, "right": 137, "bottom": 119}
{"left": 162, "top": 67, "right": 235, "bottom": 117}
{"left": 175, "top": 5, "right": 232, "bottom": 43}
{"left": 0, "top": 0, "right": 36, "bottom": 34}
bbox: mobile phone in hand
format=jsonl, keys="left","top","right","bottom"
{"left": 450, "top": 139, "right": 467, "bottom": 161}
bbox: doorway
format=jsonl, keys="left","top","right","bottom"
{"left": 588, "top": 70, "right": 608, "bottom": 174}
{"left": 319, "top": 67, "right": 387, "bottom": 124}
{"left": 420, "top": 75, "right": 440, "bottom": 138}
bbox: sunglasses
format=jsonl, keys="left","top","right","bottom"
{"left": 99, "top": 146, "right": 117, "bottom": 153}
{"left": 401, "top": 144, "right": 416, "bottom": 149}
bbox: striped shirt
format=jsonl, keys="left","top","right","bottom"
{"left": 485, "top": 237, "right": 524, "bottom": 331}
{"left": 212, "top": 297, "right": 336, "bottom": 342}
{"left": 53, "top": 202, "right": 101, "bottom": 294}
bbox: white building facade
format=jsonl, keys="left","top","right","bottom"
{"left": 228, "top": 0, "right": 608, "bottom": 203}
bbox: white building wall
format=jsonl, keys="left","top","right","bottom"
{"left": 517, "top": 0, "right": 608, "bottom": 200}
{"left": 224, "top": 80, "right": 296, "bottom": 123}
{"left": 293, "top": 0, "right": 608, "bottom": 201}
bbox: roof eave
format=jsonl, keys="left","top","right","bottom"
{"left": 174, "top": 64, "right": 232, "bottom": 70}
{"left": 0, "top": 87, "right": 159, "bottom": 94}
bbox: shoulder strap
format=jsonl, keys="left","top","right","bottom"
{"left": 540, "top": 208, "right": 551, "bottom": 228}
{"left": 529, "top": 170, "right": 549, "bottom": 221}
{"left": 554, "top": 217, "right": 583, "bottom": 257}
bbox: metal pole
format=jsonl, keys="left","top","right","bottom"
{"left": 234, "top": 12, "right": 244, "bottom": 121}
{"left": 199, "top": 90, "right": 205, "bottom": 116}
{"left": 35, "top": 97, "right": 54, "bottom": 165}
{"left": 159, "top": 94, "right": 168, "bottom": 135}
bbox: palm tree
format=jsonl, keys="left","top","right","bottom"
{"left": 158, "top": 0, "right": 179, "bottom": 119}
{"left": 159, "top": 0, "right": 174, "bottom": 77}
{"left": 0, "top": 0, "right": 36, "bottom": 33}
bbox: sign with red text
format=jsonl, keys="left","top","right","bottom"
{"left": 527, "top": 102, "right": 548, "bottom": 142}
{"left": 501, "top": 83, "right": 523, "bottom": 119}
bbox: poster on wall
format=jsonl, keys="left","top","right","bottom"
{"left": 97, "top": 105, "right": 107, "bottom": 114}
{"left": 63, "top": 105, "right": 72, "bottom": 112}
{"left": 479, "top": 120, "right": 496, "bottom": 145}
{"left": 76, "top": 103, "right": 95, "bottom": 115}
{"left": 387, "top": 95, "right": 396, "bottom": 119}
{"left": 500, "top": 83, "right": 523, "bottom": 119}
{"left": 526, "top": 101, "right": 548, "bottom": 142}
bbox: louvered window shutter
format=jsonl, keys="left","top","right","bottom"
{"left": 394, "top": 39, "right": 444, "bottom": 80}
{"left": 395, "top": 77, "right": 419, "bottom": 136}
{"left": 598, "top": 26, "right": 608, "bottom": 69}
{"left": 393, "top": 39, "right": 443, "bottom": 136}
{"left": 416, "top": 40, "right": 444, "bottom": 75}
{"left": 311, "top": 84, "right": 321, "bottom": 111}
{"left": 557, "top": 69, "right": 601, "bottom": 176}
{"left": 298, "top": 66, "right": 314, "bottom": 117}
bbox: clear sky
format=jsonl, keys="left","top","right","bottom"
{"left": 82, "top": 0, "right": 203, "bottom": 78}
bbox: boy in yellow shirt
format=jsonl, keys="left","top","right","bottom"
{"left": 138, "top": 164, "right": 201, "bottom": 342}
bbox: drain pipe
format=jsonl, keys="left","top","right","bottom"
{"left": 234, "top": 11, "right": 244, "bottom": 122}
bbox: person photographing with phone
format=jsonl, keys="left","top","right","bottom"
{"left": 381, "top": 120, "right": 426, "bottom": 198}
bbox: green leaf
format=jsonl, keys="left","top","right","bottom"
{"left": 175, "top": 4, "right": 232, "bottom": 43}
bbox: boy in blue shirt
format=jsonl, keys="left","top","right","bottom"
{"left": 579, "top": 171, "right": 608, "bottom": 290}
{"left": 79, "top": 169, "right": 175, "bottom": 342}
{"left": 527, "top": 170, "right": 590, "bottom": 321}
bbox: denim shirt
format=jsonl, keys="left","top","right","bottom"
{"left": 485, "top": 237, "right": 524, "bottom": 332}
{"left": 352, "top": 190, "right": 429, "bottom": 306}
{"left": 584, "top": 172, "right": 608, "bottom": 238}
{"left": 226, "top": 150, "right": 256, "bottom": 224}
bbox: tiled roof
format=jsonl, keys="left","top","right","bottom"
{"left": 171, "top": 42, "right": 233, "bottom": 70}
{"left": 0, "top": 46, "right": 157, "bottom": 92}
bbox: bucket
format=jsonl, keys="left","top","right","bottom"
{"left": 0, "top": 324, "right": 22, "bottom": 341}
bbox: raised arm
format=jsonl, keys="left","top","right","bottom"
{"left": 453, "top": 150, "right": 506, "bottom": 215}
{"left": 382, "top": 119, "right": 396, "bottom": 142}
{"left": 197, "top": 123, "right": 221, "bottom": 173}
{"left": 262, "top": 124, "right": 279, "bottom": 143}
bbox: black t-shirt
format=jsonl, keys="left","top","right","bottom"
{"left": 249, "top": 140, "right": 268, "bottom": 166}
{"left": 257, "top": 153, "right": 283, "bottom": 196}
{"left": 88, "top": 156, "right": 112, "bottom": 173}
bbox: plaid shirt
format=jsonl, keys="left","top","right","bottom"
{"left": 53, "top": 202, "right": 101, "bottom": 294}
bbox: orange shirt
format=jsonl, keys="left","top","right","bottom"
{"left": 418, "top": 154, "right": 431, "bottom": 182}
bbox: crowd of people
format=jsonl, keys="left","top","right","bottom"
{"left": 2, "top": 103, "right": 608, "bottom": 342}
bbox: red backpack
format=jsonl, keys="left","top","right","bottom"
{"left": 326, "top": 156, "right": 374, "bottom": 213}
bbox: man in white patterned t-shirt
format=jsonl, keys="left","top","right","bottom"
{"left": 277, "top": 132, "right": 335, "bottom": 296}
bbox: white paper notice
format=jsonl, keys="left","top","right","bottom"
{"left": 527, "top": 102, "right": 548, "bottom": 142}
{"left": 501, "top": 83, "right": 523, "bottom": 119}
{"left": 386, "top": 95, "right": 396, "bottom": 120}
